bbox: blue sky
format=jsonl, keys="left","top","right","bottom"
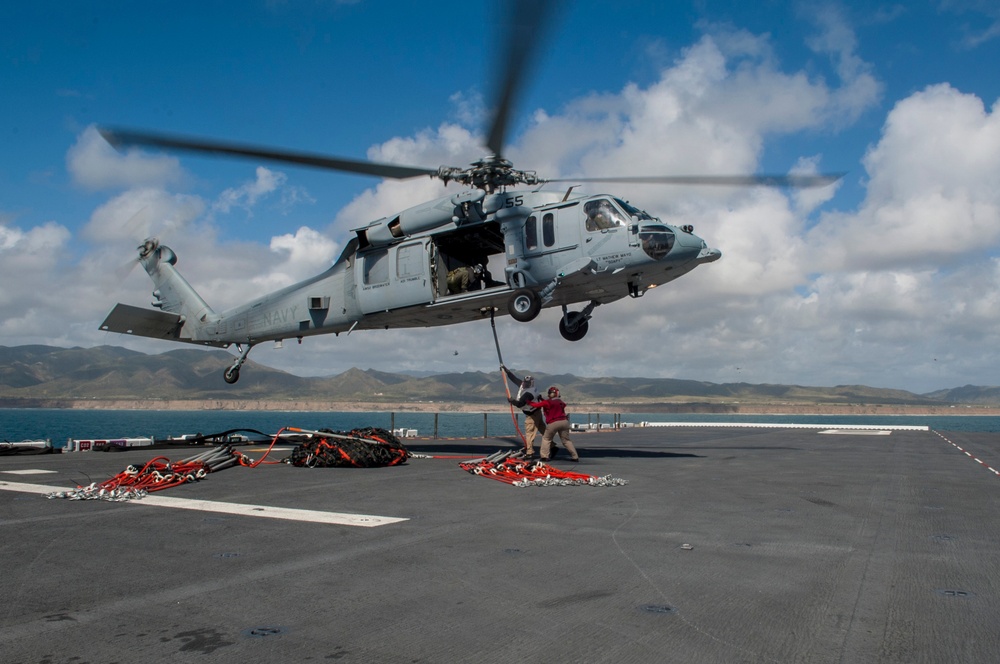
{"left": 2, "top": 1, "right": 1000, "bottom": 393}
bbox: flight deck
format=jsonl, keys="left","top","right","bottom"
{"left": 1, "top": 425, "right": 998, "bottom": 662}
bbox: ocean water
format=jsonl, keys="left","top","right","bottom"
{"left": 2, "top": 409, "right": 526, "bottom": 445}
{"left": 1, "top": 409, "right": 999, "bottom": 445}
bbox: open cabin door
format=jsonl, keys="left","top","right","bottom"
{"left": 356, "top": 239, "right": 435, "bottom": 315}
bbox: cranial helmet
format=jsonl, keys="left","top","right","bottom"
{"left": 547, "top": 386, "right": 560, "bottom": 397}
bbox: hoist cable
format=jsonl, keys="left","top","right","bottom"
{"left": 490, "top": 309, "right": 527, "bottom": 449}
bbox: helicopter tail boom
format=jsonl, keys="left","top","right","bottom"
{"left": 136, "top": 239, "right": 217, "bottom": 323}
{"left": 99, "top": 303, "right": 229, "bottom": 348}
{"left": 99, "top": 239, "right": 225, "bottom": 347}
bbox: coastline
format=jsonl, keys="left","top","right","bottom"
{"left": 1, "top": 398, "right": 998, "bottom": 416}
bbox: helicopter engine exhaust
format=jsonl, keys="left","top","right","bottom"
{"left": 356, "top": 190, "right": 486, "bottom": 248}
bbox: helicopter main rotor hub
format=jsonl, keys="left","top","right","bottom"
{"left": 437, "top": 156, "right": 540, "bottom": 193}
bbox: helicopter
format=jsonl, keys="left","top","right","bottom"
{"left": 97, "top": 1, "right": 840, "bottom": 385}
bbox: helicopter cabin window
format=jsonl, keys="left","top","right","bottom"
{"left": 525, "top": 215, "right": 538, "bottom": 251}
{"left": 396, "top": 243, "right": 423, "bottom": 279}
{"left": 542, "top": 212, "right": 555, "bottom": 247}
{"left": 363, "top": 249, "right": 389, "bottom": 285}
{"left": 584, "top": 199, "right": 627, "bottom": 231}
{"left": 526, "top": 213, "right": 555, "bottom": 250}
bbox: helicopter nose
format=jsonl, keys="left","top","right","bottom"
{"left": 674, "top": 229, "right": 705, "bottom": 248}
{"left": 669, "top": 230, "right": 720, "bottom": 265}
{"left": 697, "top": 246, "right": 722, "bottom": 263}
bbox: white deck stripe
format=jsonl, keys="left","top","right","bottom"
{"left": 0, "top": 481, "right": 407, "bottom": 527}
{"left": 818, "top": 429, "right": 892, "bottom": 435}
{"left": 642, "top": 422, "right": 929, "bottom": 431}
{"left": 2, "top": 469, "right": 58, "bottom": 475}
{"left": 934, "top": 431, "right": 1000, "bottom": 478}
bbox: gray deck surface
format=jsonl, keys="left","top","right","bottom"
{"left": 1, "top": 425, "right": 998, "bottom": 663}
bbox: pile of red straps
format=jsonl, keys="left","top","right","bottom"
{"left": 47, "top": 445, "right": 246, "bottom": 501}
{"left": 460, "top": 451, "right": 628, "bottom": 487}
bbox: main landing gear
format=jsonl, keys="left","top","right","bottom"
{"left": 505, "top": 288, "right": 597, "bottom": 342}
{"left": 224, "top": 343, "right": 255, "bottom": 384}
{"left": 508, "top": 288, "right": 541, "bottom": 322}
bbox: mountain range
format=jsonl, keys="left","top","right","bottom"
{"left": 1, "top": 344, "right": 998, "bottom": 408}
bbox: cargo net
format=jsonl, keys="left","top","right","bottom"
{"left": 285, "top": 427, "right": 409, "bottom": 468}
{"left": 460, "top": 450, "right": 628, "bottom": 487}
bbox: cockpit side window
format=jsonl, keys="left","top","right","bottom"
{"left": 584, "top": 199, "right": 627, "bottom": 231}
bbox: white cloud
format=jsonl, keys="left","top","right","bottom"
{"left": 802, "top": 4, "right": 883, "bottom": 124}
{"left": 0, "top": 218, "right": 81, "bottom": 339}
{"left": 83, "top": 188, "right": 207, "bottom": 245}
{"left": 807, "top": 84, "right": 1000, "bottom": 271}
{"left": 67, "top": 125, "right": 186, "bottom": 190}
{"left": 212, "top": 166, "right": 313, "bottom": 216}
{"left": 259, "top": 226, "right": 341, "bottom": 290}
{"left": 939, "top": 0, "right": 1000, "bottom": 48}
{"left": 0, "top": 222, "right": 72, "bottom": 314}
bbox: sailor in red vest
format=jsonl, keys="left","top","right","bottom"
{"left": 529, "top": 386, "right": 579, "bottom": 462}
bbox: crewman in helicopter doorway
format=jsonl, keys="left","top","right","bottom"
{"left": 447, "top": 264, "right": 484, "bottom": 294}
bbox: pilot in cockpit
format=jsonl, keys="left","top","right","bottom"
{"left": 585, "top": 199, "right": 621, "bottom": 231}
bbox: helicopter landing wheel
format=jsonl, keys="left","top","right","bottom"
{"left": 508, "top": 288, "right": 541, "bottom": 322}
{"left": 558, "top": 312, "right": 590, "bottom": 341}
{"left": 224, "top": 366, "right": 241, "bottom": 384}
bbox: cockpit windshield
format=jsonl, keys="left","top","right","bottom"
{"left": 615, "top": 198, "right": 655, "bottom": 221}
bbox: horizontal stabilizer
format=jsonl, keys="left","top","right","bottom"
{"left": 99, "top": 303, "right": 229, "bottom": 348}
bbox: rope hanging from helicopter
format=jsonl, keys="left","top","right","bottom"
{"left": 489, "top": 308, "right": 528, "bottom": 450}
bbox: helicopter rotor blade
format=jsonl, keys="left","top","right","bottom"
{"left": 112, "top": 206, "right": 153, "bottom": 284}
{"left": 115, "top": 257, "right": 141, "bottom": 283}
{"left": 485, "top": 0, "right": 560, "bottom": 158}
{"left": 99, "top": 127, "right": 440, "bottom": 180}
{"left": 541, "top": 173, "right": 846, "bottom": 188}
